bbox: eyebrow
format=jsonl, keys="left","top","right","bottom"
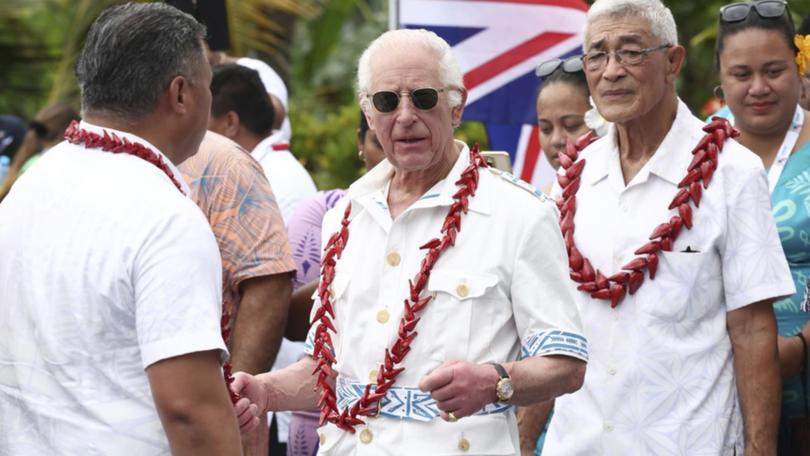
{"left": 589, "top": 34, "right": 646, "bottom": 50}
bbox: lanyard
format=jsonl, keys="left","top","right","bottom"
{"left": 727, "top": 105, "right": 804, "bottom": 193}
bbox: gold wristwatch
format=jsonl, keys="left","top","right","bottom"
{"left": 489, "top": 362, "right": 514, "bottom": 402}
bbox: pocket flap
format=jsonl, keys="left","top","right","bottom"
{"left": 427, "top": 269, "right": 498, "bottom": 300}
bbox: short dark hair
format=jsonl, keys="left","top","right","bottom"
{"left": 799, "top": 14, "right": 810, "bottom": 36}
{"left": 539, "top": 67, "right": 590, "bottom": 101}
{"left": 714, "top": 3, "right": 796, "bottom": 70}
{"left": 210, "top": 64, "right": 274, "bottom": 137}
{"left": 76, "top": 2, "right": 206, "bottom": 119}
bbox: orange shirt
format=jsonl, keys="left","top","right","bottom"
{"left": 179, "top": 131, "right": 296, "bottom": 320}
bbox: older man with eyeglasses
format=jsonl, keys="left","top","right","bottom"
{"left": 229, "top": 28, "right": 588, "bottom": 455}
{"left": 540, "top": 1, "right": 795, "bottom": 455}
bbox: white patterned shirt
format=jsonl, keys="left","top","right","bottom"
{"left": 0, "top": 122, "right": 227, "bottom": 455}
{"left": 304, "top": 141, "right": 587, "bottom": 455}
{"left": 543, "top": 100, "right": 795, "bottom": 455}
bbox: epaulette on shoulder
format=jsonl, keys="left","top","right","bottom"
{"left": 487, "top": 167, "right": 551, "bottom": 202}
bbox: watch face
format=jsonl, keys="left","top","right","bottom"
{"left": 498, "top": 379, "right": 514, "bottom": 401}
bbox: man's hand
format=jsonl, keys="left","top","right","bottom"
{"left": 230, "top": 371, "right": 267, "bottom": 433}
{"left": 418, "top": 360, "right": 499, "bottom": 420}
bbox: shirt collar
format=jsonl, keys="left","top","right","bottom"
{"left": 347, "top": 140, "right": 491, "bottom": 216}
{"left": 79, "top": 120, "right": 191, "bottom": 195}
{"left": 583, "top": 98, "right": 699, "bottom": 188}
{"left": 251, "top": 130, "right": 286, "bottom": 161}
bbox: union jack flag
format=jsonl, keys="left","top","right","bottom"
{"left": 395, "top": 0, "right": 588, "bottom": 188}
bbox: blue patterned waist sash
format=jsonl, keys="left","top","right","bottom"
{"left": 335, "top": 376, "right": 513, "bottom": 422}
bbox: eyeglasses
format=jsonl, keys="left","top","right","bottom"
{"left": 581, "top": 44, "right": 673, "bottom": 72}
{"left": 720, "top": 0, "right": 787, "bottom": 23}
{"left": 535, "top": 56, "right": 584, "bottom": 78}
{"left": 370, "top": 87, "right": 448, "bottom": 113}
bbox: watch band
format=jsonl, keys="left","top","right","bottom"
{"left": 488, "top": 362, "right": 509, "bottom": 380}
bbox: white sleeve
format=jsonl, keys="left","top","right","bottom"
{"left": 511, "top": 200, "right": 588, "bottom": 361}
{"left": 133, "top": 204, "right": 227, "bottom": 368}
{"left": 721, "top": 167, "right": 795, "bottom": 311}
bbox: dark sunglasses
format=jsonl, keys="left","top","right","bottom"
{"left": 370, "top": 87, "right": 449, "bottom": 113}
{"left": 720, "top": 0, "right": 788, "bottom": 23}
{"left": 535, "top": 56, "right": 584, "bottom": 78}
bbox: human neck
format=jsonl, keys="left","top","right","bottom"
{"left": 239, "top": 132, "right": 264, "bottom": 153}
{"left": 387, "top": 142, "right": 460, "bottom": 219}
{"left": 82, "top": 112, "right": 185, "bottom": 165}
{"left": 614, "top": 94, "right": 678, "bottom": 185}
{"left": 736, "top": 121, "right": 792, "bottom": 169}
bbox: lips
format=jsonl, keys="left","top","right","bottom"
{"left": 602, "top": 89, "right": 632, "bottom": 98}
{"left": 748, "top": 101, "right": 776, "bottom": 113}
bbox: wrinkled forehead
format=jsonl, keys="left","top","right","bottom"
{"left": 368, "top": 45, "right": 443, "bottom": 91}
{"left": 585, "top": 15, "right": 656, "bottom": 51}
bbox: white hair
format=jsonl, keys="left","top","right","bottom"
{"left": 585, "top": 0, "right": 678, "bottom": 48}
{"left": 356, "top": 28, "right": 464, "bottom": 112}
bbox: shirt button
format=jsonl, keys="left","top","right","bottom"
{"left": 458, "top": 437, "right": 470, "bottom": 452}
{"left": 376, "top": 309, "right": 390, "bottom": 324}
{"left": 604, "top": 422, "right": 614, "bottom": 432}
{"left": 359, "top": 428, "right": 373, "bottom": 444}
{"left": 608, "top": 367, "right": 617, "bottom": 376}
{"left": 386, "top": 251, "right": 401, "bottom": 266}
{"left": 456, "top": 284, "right": 469, "bottom": 298}
{"left": 369, "top": 369, "right": 379, "bottom": 384}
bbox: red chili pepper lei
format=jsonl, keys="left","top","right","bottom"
{"left": 557, "top": 118, "right": 738, "bottom": 308}
{"left": 310, "top": 145, "right": 487, "bottom": 433}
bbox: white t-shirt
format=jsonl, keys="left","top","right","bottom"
{"left": 0, "top": 122, "right": 227, "bottom": 455}
{"left": 251, "top": 134, "right": 317, "bottom": 224}
{"left": 303, "top": 141, "right": 586, "bottom": 455}
{"left": 543, "top": 100, "right": 795, "bottom": 455}
{"left": 236, "top": 57, "right": 292, "bottom": 143}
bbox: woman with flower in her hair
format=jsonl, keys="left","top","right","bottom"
{"left": 714, "top": 1, "right": 810, "bottom": 453}
{"left": 532, "top": 56, "right": 609, "bottom": 196}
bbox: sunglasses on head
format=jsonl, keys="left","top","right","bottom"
{"left": 719, "top": 0, "right": 788, "bottom": 23}
{"left": 370, "top": 87, "right": 449, "bottom": 113}
{"left": 535, "top": 56, "right": 584, "bottom": 78}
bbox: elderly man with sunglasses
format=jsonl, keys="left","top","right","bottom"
{"left": 229, "top": 28, "right": 588, "bottom": 455}
{"left": 540, "top": 1, "right": 795, "bottom": 455}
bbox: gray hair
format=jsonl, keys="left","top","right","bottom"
{"left": 356, "top": 29, "right": 464, "bottom": 112}
{"left": 76, "top": 2, "right": 207, "bottom": 120}
{"left": 585, "top": 0, "right": 678, "bottom": 48}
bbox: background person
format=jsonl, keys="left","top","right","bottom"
{"left": 207, "top": 63, "right": 317, "bottom": 223}
{"left": 714, "top": 2, "right": 810, "bottom": 453}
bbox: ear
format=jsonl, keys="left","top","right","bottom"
{"left": 664, "top": 45, "right": 686, "bottom": 85}
{"left": 450, "top": 88, "right": 468, "bottom": 128}
{"left": 362, "top": 104, "right": 376, "bottom": 132}
{"left": 223, "top": 111, "right": 241, "bottom": 139}
{"left": 167, "top": 75, "right": 191, "bottom": 115}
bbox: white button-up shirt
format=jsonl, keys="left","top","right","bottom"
{"left": 0, "top": 122, "right": 226, "bottom": 455}
{"left": 305, "top": 141, "right": 587, "bottom": 455}
{"left": 251, "top": 135, "right": 317, "bottom": 223}
{"left": 544, "top": 100, "right": 795, "bottom": 455}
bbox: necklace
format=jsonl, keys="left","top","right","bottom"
{"left": 311, "top": 145, "right": 487, "bottom": 433}
{"left": 64, "top": 121, "right": 240, "bottom": 403}
{"left": 557, "top": 117, "right": 738, "bottom": 308}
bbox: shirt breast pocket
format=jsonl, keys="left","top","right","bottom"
{"left": 649, "top": 250, "right": 720, "bottom": 322}
{"left": 425, "top": 269, "right": 498, "bottom": 361}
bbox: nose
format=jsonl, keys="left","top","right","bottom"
{"left": 601, "top": 54, "right": 626, "bottom": 82}
{"left": 550, "top": 128, "right": 567, "bottom": 152}
{"left": 394, "top": 94, "right": 419, "bottom": 125}
{"left": 748, "top": 74, "right": 771, "bottom": 97}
